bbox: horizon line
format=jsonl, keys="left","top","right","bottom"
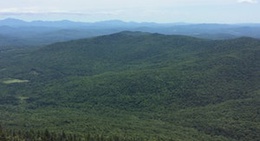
{"left": 1, "top": 17, "right": 260, "bottom": 25}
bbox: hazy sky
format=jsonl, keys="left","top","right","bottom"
{"left": 0, "top": 0, "right": 259, "bottom": 23}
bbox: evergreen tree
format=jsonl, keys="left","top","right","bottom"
{"left": 44, "top": 129, "right": 51, "bottom": 140}
{"left": 0, "top": 125, "right": 2, "bottom": 135}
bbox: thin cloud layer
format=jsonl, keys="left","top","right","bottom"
{"left": 237, "top": 0, "right": 258, "bottom": 4}
{"left": 0, "top": 0, "right": 260, "bottom": 23}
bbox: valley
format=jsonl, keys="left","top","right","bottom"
{"left": 0, "top": 30, "right": 259, "bottom": 140}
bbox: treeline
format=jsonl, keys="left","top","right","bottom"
{"left": 0, "top": 125, "right": 173, "bottom": 141}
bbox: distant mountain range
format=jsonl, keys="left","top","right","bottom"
{"left": 0, "top": 18, "right": 184, "bottom": 27}
{"left": 1, "top": 18, "right": 260, "bottom": 48}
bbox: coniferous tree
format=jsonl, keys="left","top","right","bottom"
{"left": 0, "top": 125, "right": 2, "bottom": 135}
{"left": 0, "top": 125, "right": 7, "bottom": 141}
{"left": 44, "top": 129, "right": 51, "bottom": 140}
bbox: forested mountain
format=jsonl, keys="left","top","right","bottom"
{"left": 0, "top": 31, "right": 259, "bottom": 140}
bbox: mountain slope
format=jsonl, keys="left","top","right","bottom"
{"left": 0, "top": 32, "right": 259, "bottom": 140}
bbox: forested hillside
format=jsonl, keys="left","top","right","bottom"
{"left": 0, "top": 31, "right": 259, "bottom": 141}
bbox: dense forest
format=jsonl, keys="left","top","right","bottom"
{"left": 0, "top": 31, "right": 259, "bottom": 141}
{"left": 1, "top": 125, "right": 162, "bottom": 141}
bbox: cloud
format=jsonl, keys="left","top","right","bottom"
{"left": 237, "top": 0, "right": 258, "bottom": 4}
{"left": 0, "top": 7, "right": 57, "bottom": 13}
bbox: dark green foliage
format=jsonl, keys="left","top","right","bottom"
{"left": 0, "top": 96, "right": 19, "bottom": 105}
{"left": 0, "top": 125, "right": 178, "bottom": 141}
{"left": 0, "top": 32, "right": 259, "bottom": 141}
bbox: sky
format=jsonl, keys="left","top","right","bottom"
{"left": 0, "top": 0, "right": 259, "bottom": 23}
